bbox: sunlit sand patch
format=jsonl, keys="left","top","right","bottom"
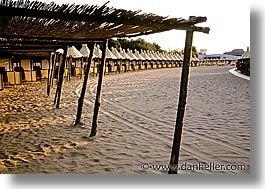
{"left": 0, "top": 160, "right": 7, "bottom": 171}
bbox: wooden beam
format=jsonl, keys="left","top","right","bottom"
{"left": 0, "top": 47, "right": 57, "bottom": 51}
{"left": 75, "top": 43, "right": 95, "bottom": 125}
{"left": 168, "top": 29, "right": 193, "bottom": 174}
{"left": 1, "top": 37, "right": 105, "bottom": 44}
{"left": 90, "top": 39, "right": 108, "bottom": 137}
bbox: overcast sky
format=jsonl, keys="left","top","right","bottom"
{"left": 40, "top": 0, "right": 250, "bottom": 54}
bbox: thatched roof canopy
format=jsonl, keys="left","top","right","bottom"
{"left": 0, "top": 0, "right": 209, "bottom": 58}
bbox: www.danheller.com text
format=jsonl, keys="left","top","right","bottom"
{"left": 140, "top": 162, "right": 248, "bottom": 172}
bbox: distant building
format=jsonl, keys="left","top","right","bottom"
{"left": 198, "top": 48, "right": 241, "bottom": 61}
{"left": 198, "top": 53, "right": 240, "bottom": 61}
{"left": 199, "top": 49, "right": 207, "bottom": 55}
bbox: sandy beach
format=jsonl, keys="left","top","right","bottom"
{"left": 0, "top": 65, "right": 250, "bottom": 174}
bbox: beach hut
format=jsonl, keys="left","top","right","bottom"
{"left": 164, "top": 52, "right": 173, "bottom": 67}
{"left": 163, "top": 52, "right": 173, "bottom": 68}
{"left": 79, "top": 44, "right": 91, "bottom": 76}
{"left": 0, "top": 71, "right": 3, "bottom": 90}
{"left": 171, "top": 53, "right": 181, "bottom": 67}
{"left": 152, "top": 51, "right": 163, "bottom": 68}
{"left": 0, "top": 59, "right": 7, "bottom": 89}
{"left": 157, "top": 52, "right": 167, "bottom": 68}
{"left": 90, "top": 45, "right": 102, "bottom": 75}
{"left": 18, "top": 57, "right": 50, "bottom": 82}
{"left": 119, "top": 48, "right": 132, "bottom": 72}
{"left": 146, "top": 50, "right": 158, "bottom": 69}
{"left": 40, "top": 59, "right": 50, "bottom": 79}
{"left": 0, "top": 58, "right": 11, "bottom": 86}
{"left": 111, "top": 47, "right": 124, "bottom": 73}
{"left": 140, "top": 50, "right": 152, "bottom": 69}
{"left": 126, "top": 49, "right": 138, "bottom": 71}
{"left": 106, "top": 47, "right": 118, "bottom": 73}
{"left": 134, "top": 49, "right": 145, "bottom": 70}
{"left": 178, "top": 53, "right": 184, "bottom": 67}
{"left": 91, "top": 45, "right": 117, "bottom": 74}
{"left": 67, "top": 45, "right": 83, "bottom": 79}
{"left": 190, "top": 56, "right": 196, "bottom": 67}
{"left": 52, "top": 48, "right": 64, "bottom": 80}
{"left": 79, "top": 44, "right": 104, "bottom": 76}
{"left": 167, "top": 52, "right": 177, "bottom": 67}
{"left": 236, "top": 47, "right": 250, "bottom": 76}
{"left": 6, "top": 58, "right": 22, "bottom": 85}
{"left": 194, "top": 56, "right": 201, "bottom": 66}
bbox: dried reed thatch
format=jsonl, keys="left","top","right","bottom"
{"left": 0, "top": 0, "right": 209, "bottom": 57}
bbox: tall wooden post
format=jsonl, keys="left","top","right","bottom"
{"left": 168, "top": 30, "right": 194, "bottom": 174}
{"left": 50, "top": 53, "right": 57, "bottom": 87}
{"left": 75, "top": 43, "right": 95, "bottom": 125}
{"left": 30, "top": 59, "right": 33, "bottom": 82}
{"left": 90, "top": 39, "right": 108, "bottom": 137}
{"left": 80, "top": 57, "right": 84, "bottom": 79}
{"left": 53, "top": 53, "right": 62, "bottom": 105}
{"left": 54, "top": 47, "right": 68, "bottom": 108}
{"left": 68, "top": 56, "right": 72, "bottom": 81}
{"left": 47, "top": 52, "right": 54, "bottom": 96}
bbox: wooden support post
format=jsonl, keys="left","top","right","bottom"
{"left": 90, "top": 39, "right": 108, "bottom": 137}
{"left": 68, "top": 56, "right": 72, "bottom": 81}
{"left": 54, "top": 47, "right": 67, "bottom": 108}
{"left": 47, "top": 52, "right": 53, "bottom": 96}
{"left": 50, "top": 53, "right": 57, "bottom": 87}
{"left": 75, "top": 43, "right": 95, "bottom": 125}
{"left": 80, "top": 57, "right": 84, "bottom": 79}
{"left": 119, "top": 59, "right": 122, "bottom": 74}
{"left": 30, "top": 59, "right": 33, "bottom": 82}
{"left": 53, "top": 53, "right": 62, "bottom": 105}
{"left": 168, "top": 30, "right": 194, "bottom": 174}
